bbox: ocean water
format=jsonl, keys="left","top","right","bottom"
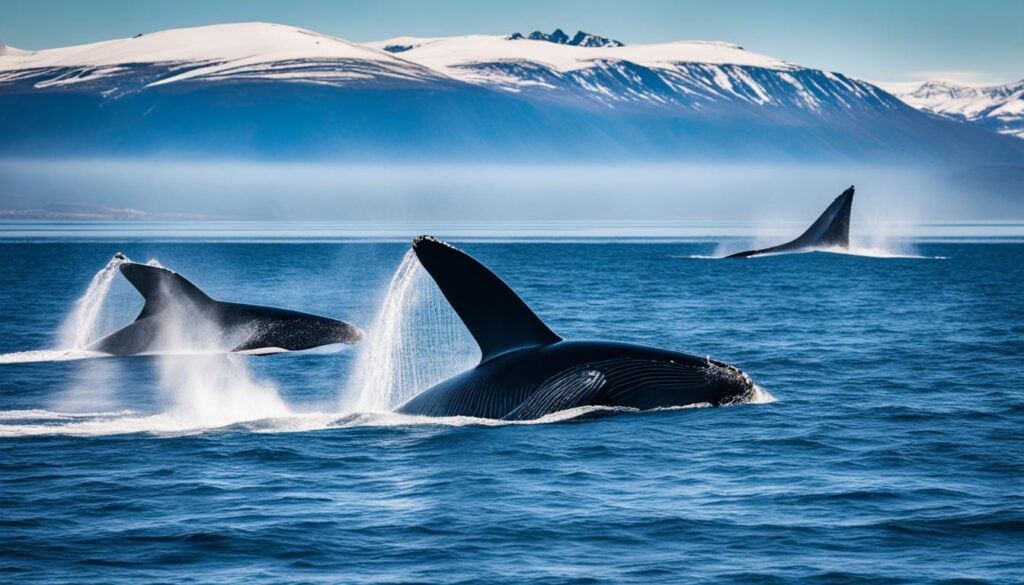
{"left": 0, "top": 225, "right": 1022, "bottom": 583}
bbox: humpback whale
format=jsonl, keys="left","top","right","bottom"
{"left": 88, "top": 262, "right": 362, "bottom": 356}
{"left": 726, "top": 186, "right": 855, "bottom": 258}
{"left": 396, "top": 237, "right": 758, "bottom": 420}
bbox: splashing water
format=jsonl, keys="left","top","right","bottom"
{"left": 58, "top": 254, "right": 128, "bottom": 349}
{"left": 142, "top": 289, "right": 292, "bottom": 426}
{"left": 156, "top": 354, "right": 291, "bottom": 428}
{"left": 343, "top": 250, "right": 478, "bottom": 413}
{"left": 14, "top": 253, "right": 292, "bottom": 426}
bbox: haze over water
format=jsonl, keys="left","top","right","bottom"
{"left": 0, "top": 222, "right": 1021, "bottom": 583}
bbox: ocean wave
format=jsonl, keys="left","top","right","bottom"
{"left": 680, "top": 248, "right": 945, "bottom": 260}
{"left": 0, "top": 345, "right": 353, "bottom": 365}
{"left": 0, "top": 349, "right": 107, "bottom": 364}
{"left": 0, "top": 389, "right": 773, "bottom": 438}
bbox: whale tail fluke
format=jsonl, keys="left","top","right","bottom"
{"left": 88, "top": 261, "right": 360, "bottom": 356}
{"left": 791, "top": 185, "right": 854, "bottom": 249}
{"left": 727, "top": 186, "right": 855, "bottom": 258}
{"left": 119, "top": 262, "right": 213, "bottom": 319}
{"left": 413, "top": 236, "right": 561, "bottom": 362}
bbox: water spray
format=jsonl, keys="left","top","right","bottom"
{"left": 58, "top": 252, "right": 129, "bottom": 349}
{"left": 343, "top": 250, "right": 478, "bottom": 413}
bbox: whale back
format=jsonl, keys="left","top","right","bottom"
{"left": 412, "top": 236, "right": 561, "bottom": 362}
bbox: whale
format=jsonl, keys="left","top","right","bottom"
{"left": 396, "top": 236, "right": 759, "bottom": 420}
{"left": 88, "top": 261, "right": 362, "bottom": 356}
{"left": 726, "top": 186, "right": 855, "bottom": 258}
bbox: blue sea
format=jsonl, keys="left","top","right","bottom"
{"left": 0, "top": 222, "right": 1021, "bottom": 583}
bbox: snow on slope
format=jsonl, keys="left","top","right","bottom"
{"left": 366, "top": 33, "right": 892, "bottom": 114}
{"left": 367, "top": 34, "right": 789, "bottom": 73}
{"left": 0, "top": 45, "right": 30, "bottom": 57}
{"left": 2, "top": 24, "right": 1021, "bottom": 164}
{"left": 0, "top": 23, "right": 892, "bottom": 115}
{"left": 0, "top": 22, "right": 441, "bottom": 88}
{"left": 883, "top": 80, "right": 1024, "bottom": 139}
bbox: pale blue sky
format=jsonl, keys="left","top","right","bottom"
{"left": 1, "top": 0, "right": 1021, "bottom": 83}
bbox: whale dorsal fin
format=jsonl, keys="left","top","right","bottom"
{"left": 412, "top": 236, "right": 561, "bottom": 362}
{"left": 119, "top": 263, "right": 213, "bottom": 319}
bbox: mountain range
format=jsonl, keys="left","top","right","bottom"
{"left": 883, "top": 80, "right": 1024, "bottom": 140}
{"left": 0, "top": 22, "right": 1021, "bottom": 169}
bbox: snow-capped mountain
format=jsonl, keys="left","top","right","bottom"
{"left": 0, "top": 22, "right": 1021, "bottom": 166}
{"left": 365, "top": 32, "right": 895, "bottom": 114}
{"left": 884, "top": 80, "right": 1024, "bottom": 139}
{"left": 0, "top": 44, "right": 30, "bottom": 57}
{"left": 0, "top": 22, "right": 445, "bottom": 90}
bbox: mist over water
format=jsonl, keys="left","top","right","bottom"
{"left": 2, "top": 158, "right": 1009, "bottom": 221}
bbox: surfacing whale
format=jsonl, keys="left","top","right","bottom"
{"left": 88, "top": 261, "right": 361, "bottom": 356}
{"left": 726, "top": 186, "right": 855, "bottom": 258}
{"left": 396, "top": 236, "right": 759, "bottom": 420}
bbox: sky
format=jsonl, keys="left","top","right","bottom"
{"left": 1, "top": 0, "right": 1021, "bottom": 84}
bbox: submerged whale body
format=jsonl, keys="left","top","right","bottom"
{"left": 88, "top": 262, "right": 362, "bottom": 355}
{"left": 396, "top": 236, "right": 758, "bottom": 420}
{"left": 726, "top": 186, "right": 855, "bottom": 258}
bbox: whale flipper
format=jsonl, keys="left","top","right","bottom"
{"left": 727, "top": 186, "right": 855, "bottom": 258}
{"left": 413, "top": 236, "right": 561, "bottom": 362}
{"left": 502, "top": 364, "right": 608, "bottom": 421}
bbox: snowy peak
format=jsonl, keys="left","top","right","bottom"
{"left": 363, "top": 33, "right": 846, "bottom": 112}
{"left": 369, "top": 34, "right": 789, "bottom": 74}
{"left": 905, "top": 79, "right": 1024, "bottom": 107}
{"left": 508, "top": 28, "right": 625, "bottom": 47}
{"left": 909, "top": 80, "right": 983, "bottom": 101}
{"left": 0, "top": 22, "right": 396, "bottom": 70}
{"left": 0, "top": 22, "right": 446, "bottom": 90}
{"left": 0, "top": 45, "right": 30, "bottom": 57}
{"left": 886, "top": 79, "right": 1024, "bottom": 139}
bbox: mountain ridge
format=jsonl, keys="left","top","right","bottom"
{"left": 882, "top": 79, "right": 1024, "bottom": 139}
{"left": 1, "top": 22, "right": 1022, "bottom": 168}
{"left": 507, "top": 28, "right": 625, "bottom": 48}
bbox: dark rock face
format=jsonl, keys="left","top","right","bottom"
{"left": 381, "top": 44, "right": 415, "bottom": 53}
{"left": 569, "top": 31, "right": 625, "bottom": 47}
{"left": 512, "top": 28, "right": 624, "bottom": 47}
